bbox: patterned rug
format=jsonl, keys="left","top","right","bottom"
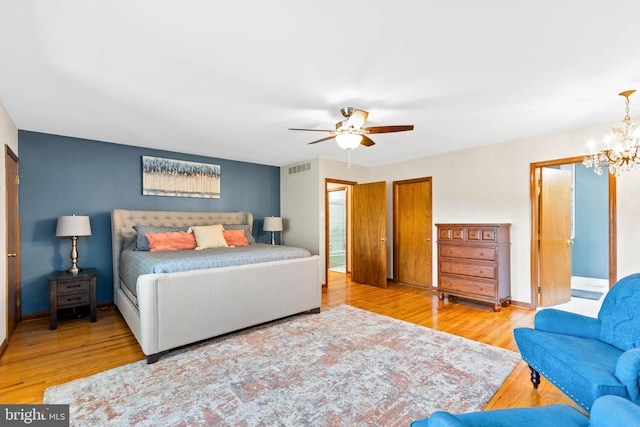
{"left": 44, "top": 305, "right": 520, "bottom": 426}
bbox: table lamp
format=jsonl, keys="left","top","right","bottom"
{"left": 263, "top": 216, "right": 283, "bottom": 245}
{"left": 56, "top": 215, "right": 92, "bottom": 274}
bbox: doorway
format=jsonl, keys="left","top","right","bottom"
{"left": 530, "top": 156, "right": 616, "bottom": 314}
{"left": 325, "top": 179, "right": 355, "bottom": 279}
{"left": 328, "top": 186, "right": 348, "bottom": 273}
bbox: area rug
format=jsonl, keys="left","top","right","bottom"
{"left": 44, "top": 305, "right": 520, "bottom": 426}
{"left": 571, "top": 289, "right": 604, "bottom": 301}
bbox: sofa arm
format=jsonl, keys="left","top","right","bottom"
{"left": 410, "top": 412, "right": 466, "bottom": 427}
{"left": 590, "top": 395, "right": 640, "bottom": 426}
{"left": 534, "top": 309, "right": 601, "bottom": 339}
{"left": 615, "top": 348, "right": 640, "bottom": 401}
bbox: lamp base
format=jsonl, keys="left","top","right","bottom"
{"left": 67, "top": 265, "right": 82, "bottom": 274}
{"left": 67, "top": 236, "right": 82, "bottom": 274}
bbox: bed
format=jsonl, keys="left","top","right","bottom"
{"left": 111, "top": 209, "right": 321, "bottom": 363}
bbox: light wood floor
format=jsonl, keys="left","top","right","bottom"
{"left": 0, "top": 271, "right": 577, "bottom": 412}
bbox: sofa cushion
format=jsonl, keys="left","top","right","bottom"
{"left": 599, "top": 273, "right": 640, "bottom": 351}
{"left": 514, "top": 328, "right": 627, "bottom": 411}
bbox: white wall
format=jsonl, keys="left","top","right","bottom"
{"left": 0, "top": 101, "right": 18, "bottom": 348}
{"left": 281, "top": 157, "right": 369, "bottom": 284}
{"left": 282, "top": 121, "right": 640, "bottom": 304}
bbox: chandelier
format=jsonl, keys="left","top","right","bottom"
{"left": 584, "top": 90, "right": 640, "bottom": 175}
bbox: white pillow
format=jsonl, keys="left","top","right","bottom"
{"left": 188, "top": 224, "right": 228, "bottom": 249}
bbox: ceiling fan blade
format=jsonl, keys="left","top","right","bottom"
{"left": 363, "top": 125, "right": 414, "bottom": 134}
{"left": 307, "top": 135, "right": 336, "bottom": 145}
{"left": 289, "top": 128, "right": 334, "bottom": 132}
{"left": 345, "top": 109, "right": 369, "bottom": 129}
{"left": 360, "top": 135, "right": 376, "bottom": 147}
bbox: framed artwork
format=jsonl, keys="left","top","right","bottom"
{"left": 142, "top": 156, "right": 221, "bottom": 198}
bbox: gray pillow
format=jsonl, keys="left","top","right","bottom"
{"left": 133, "top": 225, "right": 189, "bottom": 251}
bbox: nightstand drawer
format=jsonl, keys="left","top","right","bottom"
{"left": 58, "top": 292, "right": 90, "bottom": 307}
{"left": 57, "top": 280, "right": 91, "bottom": 294}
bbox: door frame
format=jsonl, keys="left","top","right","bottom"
{"left": 5, "top": 145, "right": 20, "bottom": 345}
{"left": 392, "top": 176, "right": 433, "bottom": 287}
{"left": 325, "top": 178, "right": 356, "bottom": 284}
{"left": 530, "top": 156, "right": 616, "bottom": 309}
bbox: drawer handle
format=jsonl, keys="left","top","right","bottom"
{"left": 67, "top": 284, "right": 82, "bottom": 288}
{"left": 67, "top": 297, "right": 83, "bottom": 302}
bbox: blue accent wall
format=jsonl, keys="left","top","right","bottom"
{"left": 19, "top": 131, "right": 280, "bottom": 315}
{"left": 571, "top": 165, "right": 608, "bottom": 279}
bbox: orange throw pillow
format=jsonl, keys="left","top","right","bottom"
{"left": 223, "top": 229, "right": 249, "bottom": 246}
{"left": 146, "top": 231, "right": 197, "bottom": 252}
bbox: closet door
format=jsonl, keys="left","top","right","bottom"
{"left": 394, "top": 177, "right": 432, "bottom": 287}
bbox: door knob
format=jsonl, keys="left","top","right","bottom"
{"left": 567, "top": 240, "right": 574, "bottom": 246}
{"left": 380, "top": 237, "right": 386, "bottom": 241}
{"left": 7, "top": 253, "right": 16, "bottom": 257}
{"left": 425, "top": 237, "right": 431, "bottom": 241}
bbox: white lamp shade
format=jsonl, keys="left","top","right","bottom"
{"left": 56, "top": 215, "right": 92, "bottom": 237}
{"left": 263, "top": 216, "right": 283, "bottom": 232}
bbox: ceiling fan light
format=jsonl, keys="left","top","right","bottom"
{"left": 335, "top": 133, "right": 362, "bottom": 150}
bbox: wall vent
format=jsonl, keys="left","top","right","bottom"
{"left": 288, "top": 162, "right": 312, "bottom": 175}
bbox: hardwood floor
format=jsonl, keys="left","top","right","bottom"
{"left": 0, "top": 271, "right": 577, "bottom": 413}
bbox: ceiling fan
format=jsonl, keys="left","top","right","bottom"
{"left": 289, "top": 107, "right": 414, "bottom": 150}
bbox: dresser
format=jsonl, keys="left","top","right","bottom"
{"left": 436, "top": 224, "right": 511, "bottom": 312}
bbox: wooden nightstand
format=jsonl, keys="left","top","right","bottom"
{"left": 49, "top": 268, "right": 98, "bottom": 330}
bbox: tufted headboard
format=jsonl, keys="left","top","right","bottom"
{"left": 111, "top": 209, "right": 254, "bottom": 296}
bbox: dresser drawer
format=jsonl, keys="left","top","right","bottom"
{"left": 58, "top": 292, "right": 90, "bottom": 307}
{"left": 467, "top": 227, "right": 497, "bottom": 242}
{"left": 439, "top": 259, "right": 497, "bottom": 279}
{"left": 439, "top": 276, "right": 496, "bottom": 298}
{"left": 57, "top": 280, "right": 91, "bottom": 294}
{"left": 439, "top": 245, "right": 497, "bottom": 261}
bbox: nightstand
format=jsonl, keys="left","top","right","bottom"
{"left": 49, "top": 268, "right": 98, "bottom": 330}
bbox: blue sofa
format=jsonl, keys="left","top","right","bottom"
{"left": 410, "top": 395, "right": 639, "bottom": 426}
{"left": 514, "top": 273, "right": 640, "bottom": 412}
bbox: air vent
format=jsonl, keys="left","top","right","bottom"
{"left": 288, "top": 162, "right": 312, "bottom": 175}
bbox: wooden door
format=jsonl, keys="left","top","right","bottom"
{"left": 394, "top": 178, "right": 432, "bottom": 287}
{"left": 5, "top": 146, "right": 20, "bottom": 337}
{"left": 352, "top": 181, "right": 387, "bottom": 288}
{"left": 539, "top": 167, "right": 572, "bottom": 306}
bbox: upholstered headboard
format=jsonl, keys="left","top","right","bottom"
{"left": 111, "top": 209, "right": 254, "bottom": 297}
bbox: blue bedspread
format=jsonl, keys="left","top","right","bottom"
{"left": 120, "top": 243, "right": 311, "bottom": 297}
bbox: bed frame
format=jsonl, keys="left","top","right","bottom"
{"left": 111, "top": 209, "right": 321, "bottom": 363}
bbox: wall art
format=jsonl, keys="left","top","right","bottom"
{"left": 142, "top": 156, "right": 221, "bottom": 198}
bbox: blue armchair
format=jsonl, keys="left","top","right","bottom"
{"left": 514, "top": 273, "right": 640, "bottom": 412}
{"left": 410, "top": 395, "right": 640, "bottom": 427}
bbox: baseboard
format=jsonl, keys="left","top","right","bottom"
{"left": 510, "top": 300, "right": 531, "bottom": 310}
{"left": 21, "top": 302, "right": 115, "bottom": 321}
{"left": 0, "top": 337, "right": 7, "bottom": 359}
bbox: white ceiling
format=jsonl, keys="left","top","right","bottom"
{"left": 2, "top": 1, "right": 640, "bottom": 167}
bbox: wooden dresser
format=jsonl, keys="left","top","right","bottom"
{"left": 436, "top": 223, "right": 511, "bottom": 312}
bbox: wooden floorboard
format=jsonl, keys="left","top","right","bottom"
{"left": 0, "top": 271, "right": 577, "bottom": 413}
